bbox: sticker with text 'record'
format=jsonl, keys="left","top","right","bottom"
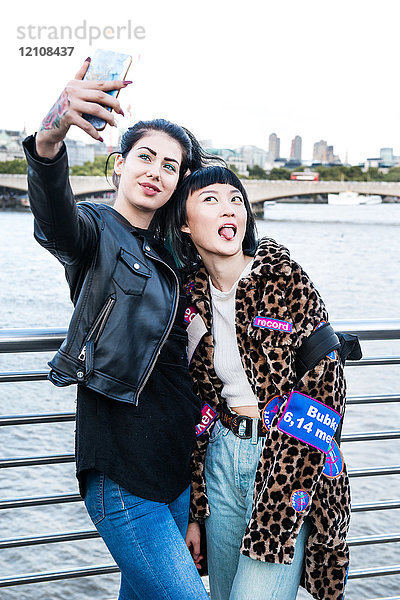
{"left": 253, "top": 316, "right": 292, "bottom": 333}
{"left": 277, "top": 391, "right": 341, "bottom": 454}
{"left": 195, "top": 404, "right": 217, "bottom": 437}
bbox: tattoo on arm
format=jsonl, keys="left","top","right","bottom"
{"left": 40, "top": 90, "right": 70, "bottom": 131}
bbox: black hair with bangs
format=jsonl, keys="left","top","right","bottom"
{"left": 159, "top": 165, "right": 258, "bottom": 269}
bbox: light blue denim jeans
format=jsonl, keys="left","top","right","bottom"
{"left": 204, "top": 420, "right": 310, "bottom": 600}
{"left": 84, "top": 470, "right": 209, "bottom": 600}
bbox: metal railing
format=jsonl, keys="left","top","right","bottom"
{"left": 0, "top": 319, "right": 399, "bottom": 599}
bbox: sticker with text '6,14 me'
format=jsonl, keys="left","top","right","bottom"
{"left": 277, "top": 391, "right": 341, "bottom": 454}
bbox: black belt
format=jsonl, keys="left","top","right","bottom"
{"left": 219, "top": 408, "right": 267, "bottom": 439}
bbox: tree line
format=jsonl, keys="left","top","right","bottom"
{"left": 2, "top": 157, "right": 400, "bottom": 182}
{"left": 232, "top": 164, "right": 400, "bottom": 182}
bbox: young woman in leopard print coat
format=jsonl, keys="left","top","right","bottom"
{"left": 164, "top": 166, "right": 350, "bottom": 600}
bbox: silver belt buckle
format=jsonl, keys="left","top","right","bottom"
{"left": 238, "top": 419, "right": 248, "bottom": 438}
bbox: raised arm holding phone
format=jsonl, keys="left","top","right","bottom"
{"left": 23, "top": 56, "right": 212, "bottom": 600}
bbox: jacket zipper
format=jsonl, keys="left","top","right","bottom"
{"left": 78, "top": 296, "right": 116, "bottom": 362}
{"left": 135, "top": 255, "right": 180, "bottom": 401}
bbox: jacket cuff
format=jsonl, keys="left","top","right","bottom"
{"left": 23, "top": 134, "right": 67, "bottom": 166}
{"left": 303, "top": 553, "right": 349, "bottom": 600}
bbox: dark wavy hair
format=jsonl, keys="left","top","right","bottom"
{"left": 160, "top": 165, "right": 258, "bottom": 269}
{"left": 106, "top": 118, "right": 223, "bottom": 189}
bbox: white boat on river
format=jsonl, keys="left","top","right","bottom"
{"left": 328, "top": 191, "right": 382, "bottom": 205}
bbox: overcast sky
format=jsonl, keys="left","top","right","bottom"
{"left": 1, "top": 0, "right": 399, "bottom": 164}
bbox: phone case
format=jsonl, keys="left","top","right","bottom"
{"left": 82, "top": 49, "right": 132, "bottom": 131}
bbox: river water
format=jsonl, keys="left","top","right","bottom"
{"left": 0, "top": 204, "right": 399, "bottom": 599}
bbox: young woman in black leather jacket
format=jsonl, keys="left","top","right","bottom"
{"left": 23, "top": 58, "right": 212, "bottom": 600}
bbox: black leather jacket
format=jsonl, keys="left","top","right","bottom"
{"left": 23, "top": 135, "right": 181, "bottom": 405}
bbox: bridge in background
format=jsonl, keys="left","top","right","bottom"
{"left": 1, "top": 175, "right": 400, "bottom": 206}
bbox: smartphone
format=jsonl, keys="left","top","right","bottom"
{"left": 82, "top": 49, "right": 132, "bottom": 131}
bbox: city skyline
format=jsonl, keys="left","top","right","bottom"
{"left": 1, "top": 126, "right": 398, "bottom": 170}
{"left": 2, "top": 0, "right": 400, "bottom": 164}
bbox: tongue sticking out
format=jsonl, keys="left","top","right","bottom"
{"left": 219, "top": 227, "right": 235, "bottom": 240}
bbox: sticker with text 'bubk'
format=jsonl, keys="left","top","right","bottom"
{"left": 195, "top": 404, "right": 217, "bottom": 437}
{"left": 253, "top": 316, "right": 292, "bottom": 333}
{"left": 277, "top": 391, "right": 341, "bottom": 454}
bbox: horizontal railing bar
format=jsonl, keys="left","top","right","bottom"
{"left": 0, "top": 371, "right": 49, "bottom": 383}
{"left": 0, "top": 529, "right": 99, "bottom": 550}
{"left": 3, "top": 495, "right": 396, "bottom": 513}
{"left": 0, "top": 454, "right": 74, "bottom": 468}
{"left": 348, "top": 564, "right": 400, "bottom": 579}
{"left": 348, "top": 533, "right": 400, "bottom": 546}
{"left": 0, "top": 412, "right": 75, "bottom": 426}
{"left": 341, "top": 430, "right": 400, "bottom": 442}
{"left": 331, "top": 319, "right": 400, "bottom": 340}
{"left": 4, "top": 494, "right": 397, "bottom": 513}
{"left": 347, "top": 394, "right": 400, "bottom": 405}
{"left": 2, "top": 528, "right": 399, "bottom": 551}
{"left": 0, "top": 328, "right": 67, "bottom": 354}
{"left": 2, "top": 454, "right": 399, "bottom": 477}
{"left": 3, "top": 416, "right": 400, "bottom": 442}
{"left": 0, "top": 400, "right": 399, "bottom": 427}
{"left": 367, "top": 597, "right": 400, "bottom": 600}
{"left": 352, "top": 499, "right": 400, "bottom": 512}
{"left": 0, "top": 493, "right": 81, "bottom": 510}
{"left": 347, "top": 357, "right": 400, "bottom": 366}
{"left": 0, "top": 359, "right": 399, "bottom": 383}
{"left": 349, "top": 465, "right": 400, "bottom": 477}
{"left": 0, "top": 564, "right": 119, "bottom": 587}
{"left": 0, "top": 357, "right": 398, "bottom": 384}
{"left": 0, "top": 321, "right": 398, "bottom": 358}
{"left": 1, "top": 561, "right": 398, "bottom": 588}
{"left": 2, "top": 494, "right": 394, "bottom": 513}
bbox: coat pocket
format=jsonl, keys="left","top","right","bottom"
{"left": 112, "top": 247, "right": 152, "bottom": 296}
{"left": 77, "top": 295, "right": 116, "bottom": 379}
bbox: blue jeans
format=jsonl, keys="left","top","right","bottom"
{"left": 204, "top": 420, "right": 310, "bottom": 600}
{"left": 84, "top": 470, "right": 209, "bottom": 600}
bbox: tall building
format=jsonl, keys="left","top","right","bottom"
{"left": 380, "top": 147, "right": 394, "bottom": 167}
{"left": 237, "top": 145, "right": 269, "bottom": 169}
{"left": 313, "top": 139, "right": 341, "bottom": 164}
{"left": 0, "top": 129, "right": 26, "bottom": 161}
{"left": 65, "top": 138, "right": 95, "bottom": 166}
{"left": 268, "top": 133, "right": 280, "bottom": 160}
{"left": 289, "top": 135, "right": 302, "bottom": 162}
{"left": 326, "top": 145, "right": 334, "bottom": 163}
{"left": 313, "top": 140, "right": 327, "bottom": 163}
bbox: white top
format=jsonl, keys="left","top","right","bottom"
{"left": 209, "top": 260, "right": 258, "bottom": 408}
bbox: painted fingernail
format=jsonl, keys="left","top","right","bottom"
{"left": 119, "top": 109, "right": 125, "bottom": 117}
{"left": 85, "top": 56, "right": 91, "bottom": 62}
{"left": 98, "top": 137, "right": 104, "bottom": 143}
{"left": 123, "top": 80, "right": 133, "bottom": 85}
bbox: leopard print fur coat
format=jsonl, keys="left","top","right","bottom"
{"left": 186, "top": 237, "right": 351, "bottom": 600}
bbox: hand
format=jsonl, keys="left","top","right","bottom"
{"left": 36, "top": 58, "right": 131, "bottom": 158}
{"left": 185, "top": 521, "right": 204, "bottom": 570}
